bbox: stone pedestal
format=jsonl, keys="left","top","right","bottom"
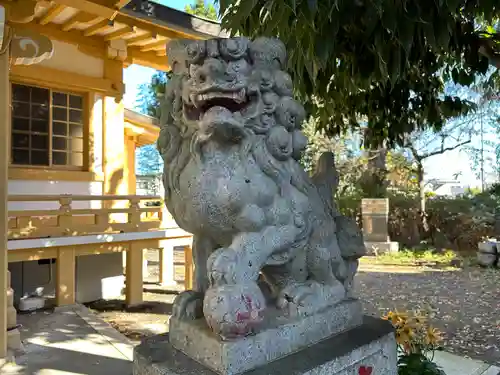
{"left": 361, "top": 199, "right": 399, "bottom": 254}
{"left": 171, "top": 299, "right": 362, "bottom": 374}
{"left": 365, "top": 241, "right": 399, "bottom": 255}
{"left": 133, "top": 316, "right": 397, "bottom": 375}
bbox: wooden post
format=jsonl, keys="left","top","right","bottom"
{"left": 125, "top": 242, "right": 143, "bottom": 305}
{"left": 58, "top": 196, "right": 73, "bottom": 236}
{"left": 0, "top": 22, "right": 9, "bottom": 359}
{"left": 125, "top": 134, "right": 136, "bottom": 195}
{"left": 128, "top": 197, "right": 141, "bottom": 230}
{"left": 159, "top": 240, "right": 175, "bottom": 286}
{"left": 184, "top": 245, "right": 193, "bottom": 291}
{"left": 56, "top": 247, "right": 76, "bottom": 306}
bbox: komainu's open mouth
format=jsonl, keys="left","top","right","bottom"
{"left": 197, "top": 90, "right": 246, "bottom": 111}
{"left": 185, "top": 89, "right": 248, "bottom": 121}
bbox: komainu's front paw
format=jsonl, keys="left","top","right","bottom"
{"left": 277, "top": 281, "right": 345, "bottom": 318}
{"left": 172, "top": 290, "right": 204, "bottom": 320}
{"left": 207, "top": 247, "right": 239, "bottom": 286}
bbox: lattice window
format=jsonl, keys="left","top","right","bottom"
{"left": 11, "top": 83, "right": 85, "bottom": 168}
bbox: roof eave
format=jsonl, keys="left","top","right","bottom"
{"left": 122, "top": 1, "right": 228, "bottom": 40}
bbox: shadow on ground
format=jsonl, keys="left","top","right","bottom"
{"left": 2, "top": 308, "right": 132, "bottom": 375}
{"left": 86, "top": 299, "right": 174, "bottom": 315}
{"left": 86, "top": 286, "right": 177, "bottom": 343}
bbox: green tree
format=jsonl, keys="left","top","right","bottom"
{"left": 218, "top": 0, "right": 499, "bottom": 146}
{"left": 185, "top": 0, "right": 218, "bottom": 20}
{"left": 302, "top": 118, "right": 417, "bottom": 202}
{"left": 136, "top": 144, "right": 163, "bottom": 175}
{"left": 135, "top": 71, "right": 169, "bottom": 175}
{"left": 136, "top": 71, "right": 168, "bottom": 118}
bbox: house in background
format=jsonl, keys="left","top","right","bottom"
{"left": 137, "top": 173, "right": 163, "bottom": 196}
{"left": 425, "top": 179, "right": 470, "bottom": 197}
{"left": 125, "top": 107, "right": 165, "bottom": 197}
{"left": 0, "top": 0, "right": 224, "bottom": 358}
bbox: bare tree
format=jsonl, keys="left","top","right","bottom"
{"left": 403, "top": 121, "right": 474, "bottom": 231}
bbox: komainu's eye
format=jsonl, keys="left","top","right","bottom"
{"left": 186, "top": 41, "right": 206, "bottom": 64}
{"left": 219, "top": 37, "right": 249, "bottom": 60}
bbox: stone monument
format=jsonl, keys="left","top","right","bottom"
{"left": 361, "top": 198, "right": 399, "bottom": 254}
{"left": 134, "top": 37, "right": 397, "bottom": 375}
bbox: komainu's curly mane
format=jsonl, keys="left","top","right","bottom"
{"left": 156, "top": 74, "right": 193, "bottom": 201}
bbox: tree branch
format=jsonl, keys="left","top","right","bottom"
{"left": 405, "top": 140, "right": 423, "bottom": 164}
{"left": 420, "top": 138, "right": 472, "bottom": 160}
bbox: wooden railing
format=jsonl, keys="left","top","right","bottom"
{"left": 8, "top": 195, "right": 164, "bottom": 240}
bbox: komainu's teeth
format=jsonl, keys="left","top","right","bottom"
{"left": 191, "top": 94, "right": 201, "bottom": 108}
{"left": 194, "top": 90, "right": 247, "bottom": 105}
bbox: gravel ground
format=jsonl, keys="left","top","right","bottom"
{"left": 356, "top": 264, "right": 500, "bottom": 366}
{"left": 87, "top": 251, "right": 500, "bottom": 366}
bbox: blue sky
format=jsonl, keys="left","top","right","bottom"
{"left": 125, "top": 1, "right": 495, "bottom": 187}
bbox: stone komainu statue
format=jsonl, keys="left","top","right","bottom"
{"left": 157, "top": 37, "right": 365, "bottom": 340}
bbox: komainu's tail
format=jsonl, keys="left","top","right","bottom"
{"left": 311, "top": 152, "right": 366, "bottom": 260}
{"left": 311, "top": 152, "right": 339, "bottom": 217}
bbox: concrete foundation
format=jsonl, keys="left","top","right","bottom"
{"left": 365, "top": 241, "right": 399, "bottom": 255}
{"left": 9, "top": 252, "right": 125, "bottom": 305}
{"left": 76, "top": 252, "right": 124, "bottom": 302}
{"left": 133, "top": 316, "right": 397, "bottom": 375}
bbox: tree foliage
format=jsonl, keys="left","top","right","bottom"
{"left": 135, "top": 71, "right": 169, "bottom": 176}
{"left": 136, "top": 144, "right": 164, "bottom": 175}
{"left": 185, "top": 0, "right": 218, "bottom": 20}
{"left": 136, "top": 71, "right": 169, "bottom": 118}
{"left": 302, "top": 118, "right": 418, "bottom": 206}
{"left": 218, "top": 0, "right": 500, "bottom": 146}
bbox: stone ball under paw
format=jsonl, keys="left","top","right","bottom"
{"left": 203, "top": 283, "right": 266, "bottom": 341}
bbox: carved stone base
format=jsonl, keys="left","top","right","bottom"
{"left": 365, "top": 241, "right": 399, "bottom": 255}
{"left": 477, "top": 240, "right": 499, "bottom": 267}
{"left": 133, "top": 316, "right": 397, "bottom": 375}
{"left": 169, "top": 299, "right": 362, "bottom": 374}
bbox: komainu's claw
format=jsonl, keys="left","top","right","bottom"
{"left": 277, "top": 281, "right": 345, "bottom": 318}
{"left": 172, "top": 290, "right": 204, "bottom": 320}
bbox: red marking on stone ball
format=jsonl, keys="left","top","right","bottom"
{"left": 358, "top": 366, "right": 373, "bottom": 375}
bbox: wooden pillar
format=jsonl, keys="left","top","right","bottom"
{"left": 184, "top": 245, "right": 193, "bottom": 291}
{"left": 125, "top": 242, "right": 143, "bottom": 305}
{"left": 0, "top": 24, "right": 10, "bottom": 359}
{"left": 159, "top": 240, "right": 175, "bottom": 287}
{"left": 103, "top": 59, "right": 126, "bottom": 198}
{"left": 125, "top": 134, "right": 137, "bottom": 195}
{"left": 56, "top": 247, "right": 76, "bottom": 306}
